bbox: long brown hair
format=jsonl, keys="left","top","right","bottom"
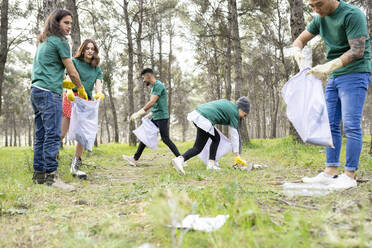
{"left": 74, "top": 39, "right": 100, "bottom": 67}
{"left": 37, "top": 9, "right": 72, "bottom": 45}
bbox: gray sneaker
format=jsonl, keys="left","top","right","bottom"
{"left": 32, "top": 171, "right": 46, "bottom": 184}
{"left": 70, "top": 157, "right": 87, "bottom": 179}
{"left": 46, "top": 171, "right": 76, "bottom": 192}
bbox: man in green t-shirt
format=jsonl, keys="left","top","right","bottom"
{"left": 171, "top": 97, "right": 250, "bottom": 175}
{"left": 122, "top": 68, "right": 181, "bottom": 166}
{"left": 292, "top": 0, "right": 371, "bottom": 190}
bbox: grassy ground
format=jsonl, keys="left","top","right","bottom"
{"left": 0, "top": 137, "right": 371, "bottom": 248}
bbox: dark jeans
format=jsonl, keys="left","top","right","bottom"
{"left": 183, "top": 125, "right": 220, "bottom": 161}
{"left": 134, "top": 118, "right": 180, "bottom": 160}
{"left": 30, "top": 87, "right": 62, "bottom": 173}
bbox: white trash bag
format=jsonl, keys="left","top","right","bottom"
{"left": 282, "top": 68, "right": 334, "bottom": 147}
{"left": 132, "top": 117, "right": 159, "bottom": 151}
{"left": 197, "top": 128, "right": 232, "bottom": 165}
{"left": 67, "top": 97, "right": 100, "bottom": 151}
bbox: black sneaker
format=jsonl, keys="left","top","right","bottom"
{"left": 32, "top": 172, "right": 46, "bottom": 184}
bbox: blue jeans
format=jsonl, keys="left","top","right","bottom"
{"left": 325, "top": 72, "right": 370, "bottom": 171}
{"left": 30, "top": 87, "right": 62, "bottom": 173}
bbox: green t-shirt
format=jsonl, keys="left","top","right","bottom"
{"left": 72, "top": 58, "right": 103, "bottom": 100}
{"left": 196, "top": 99, "right": 239, "bottom": 129}
{"left": 32, "top": 36, "right": 71, "bottom": 95}
{"left": 307, "top": 0, "right": 371, "bottom": 77}
{"left": 151, "top": 80, "right": 169, "bottom": 120}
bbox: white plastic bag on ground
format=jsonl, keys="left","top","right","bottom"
{"left": 282, "top": 68, "right": 334, "bottom": 147}
{"left": 197, "top": 129, "right": 232, "bottom": 165}
{"left": 132, "top": 117, "right": 159, "bottom": 150}
{"left": 175, "top": 214, "right": 229, "bottom": 232}
{"left": 68, "top": 97, "right": 100, "bottom": 151}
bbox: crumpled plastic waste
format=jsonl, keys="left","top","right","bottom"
{"left": 283, "top": 182, "right": 330, "bottom": 197}
{"left": 233, "top": 163, "right": 268, "bottom": 171}
{"left": 137, "top": 243, "right": 155, "bottom": 248}
{"left": 175, "top": 214, "right": 229, "bottom": 232}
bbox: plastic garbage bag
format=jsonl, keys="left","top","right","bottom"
{"left": 132, "top": 117, "right": 159, "bottom": 151}
{"left": 282, "top": 68, "right": 334, "bottom": 147}
{"left": 197, "top": 129, "right": 232, "bottom": 165}
{"left": 68, "top": 97, "right": 100, "bottom": 151}
{"left": 175, "top": 214, "right": 229, "bottom": 232}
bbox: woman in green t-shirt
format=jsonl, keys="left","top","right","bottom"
{"left": 60, "top": 39, "right": 104, "bottom": 179}
{"left": 31, "top": 9, "right": 88, "bottom": 191}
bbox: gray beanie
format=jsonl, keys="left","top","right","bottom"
{"left": 236, "top": 96, "right": 250, "bottom": 114}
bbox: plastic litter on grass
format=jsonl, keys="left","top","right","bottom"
{"left": 174, "top": 214, "right": 230, "bottom": 232}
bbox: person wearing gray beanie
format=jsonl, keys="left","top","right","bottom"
{"left": 236, "top": 96, "right": 250, "bottom": 115}
{"left": 171, "top": 97, "right": 250, "bottom": 175}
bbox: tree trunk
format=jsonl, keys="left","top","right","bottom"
{"left": 43, "top": 0, "right": 61, "bottom": 20}
{"left": 223, "top": 9, "right": 233, "bottom": 137}
{"left": 106, "top": 86, "right": 119, "bottom": 142}
{"left": 103, "top": 98, "right": 111, "bottom": 143}
{"left": 65, "top": 0, "right": 81, "bottom": 55}
{"left": 288, "top": 0, "right": 305, "bottom": 41}
{"left": 136, "top": 0, "right": 145, "bottom": 107}
{"left": 167, "top": 19, "right": 173, "bottom": 115}
{"left": 271, "top": 93, "right": 280, "bottom": 138}
{"left": 157, "top": 22, "right": 163, "bottom": 82}
{"left": 12, "top": 113, "right": 17, "bottom": 146}
{"left": 229, "top": 0, "right": 249, "bottom": 142}
{"left": 288, "top": 0, "right": 305, "bottom": 142}
{"left": 5, "top": 118, "right": 8, "bottom": 146}
{"left": 0, "top": 0, "right": 8, "bottom": 116}
{"left": 123, "top": 0, "right": 137, "bottom": 146}
{"left": 150, "top": 14, "right": 155, "bottom": 71}
{"left": 262, "top": 96, "right": 267, "bottom": 138}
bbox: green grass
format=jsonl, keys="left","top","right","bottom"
{"left": 0, "top": 136, "right": 371, "bottom": 247}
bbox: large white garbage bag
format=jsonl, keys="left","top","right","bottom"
{"left": 68, "top": 98, "right": 100, "bottom": 151}
{"left": 282, "top": 68, "right": 334, "bottom": 147}
{"left": 132, "top": 117, "right": 159, "bottom": 151}
{"left": 197, "top": 129, "right": 232, "bottom": 165}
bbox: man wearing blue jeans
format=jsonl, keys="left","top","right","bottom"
{"left": 292, "top": 0, "right": 371, "bottom": 190}
{"left": 31, "top": 9, "right": 88, "bottom": 191}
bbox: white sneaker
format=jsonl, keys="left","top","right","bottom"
{"left": 172, "top": 156, "right": 185, "bottom": 175}
{"left": 302, "top": 172, "right": 337, "bottom": 185}
{"left": 70, "top": 157, "right": 87, "bottom": 179}
{"left": 206, "top": 161, "right": 221, "bottom": 170}
{"left": 328, "top": 173, "right": 357, "bottom": 190}
{"left": 122, "top": 155, "right": 136, "bottom": 166}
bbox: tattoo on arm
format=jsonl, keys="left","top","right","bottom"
{"left": 341, "top": 36, "right": 366, "bottom": 66}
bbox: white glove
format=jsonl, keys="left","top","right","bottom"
{"left": 292, "top": 46, "right": 304, "bottom": 68}
{"left": 306, "top": 58, "right": 343, "bottom": 79}
{"left": 143, "top": 111, "right": 152, "bottom": 120}
{"left": 130, "top": 108, "right": 146, "bottom": 121}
